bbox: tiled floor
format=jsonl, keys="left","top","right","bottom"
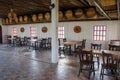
{"left": 0, "top": 44, "right": 119, "bottom": 80}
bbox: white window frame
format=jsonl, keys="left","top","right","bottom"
{"left": 58, "top": 26, "right": 64, "bottom": 39}
{"left": 93, "top": 25, "right": 107, "bottom": 41}
{"left": 12, "top": 27, "right": 17, "bottom": 36}
{"left": 30, "top": 27, "right": 37, "bottom": 37}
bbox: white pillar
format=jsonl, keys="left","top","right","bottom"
{"left": 51, "top": 0, "right": 58, "bottom": 63}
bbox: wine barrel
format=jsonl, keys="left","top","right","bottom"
{"left": 19, "top": 16, "right": 23, "bottom": 23}
{"left": 59, "top": 11, "right": 63, "bottom": 19}
{"left": 65, "top": 10, "right": 73, "bottom": 19}
{"left": 5, "top": 18, "right": 9, "bottom": 24}
{"left": 38, "top": 13, "right": 43, "bottom": 21}
{"left": 86, "top": 8, "right": 96, "bottom": 18}
{"left": 15, "top": 17, "right": 18, "bottom": 23}
{"left": 44, "top": 12, "right": 51, "bottom": 21}
{"left": 75, "top": 9, "right": 83, "bottom": 18}
{"left": 32, "top": 14, "right": 37, "bottom": 22}
{"left": 24, "top": 16, "right": 28, "bottom": 22}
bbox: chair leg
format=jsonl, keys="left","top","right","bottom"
{"left": 92, "top": 63, "right": 95, "bottom": 76}
{"left": 114, "top": 69, "right": 118, "bottom": 80}
{"left": 97, "top": 57, "right": 99, "bottom": 69}
{"left": 101, "top": 68, "right": 104, "bottom": 80}
{"left": 88, "top": 65, "right": 92, "bottom": 79}
{"left": 78, "top": 64, "right": 82, "bottom": 77}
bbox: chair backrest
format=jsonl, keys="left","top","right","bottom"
{"left": 79, "top": 50, "right": 93, "bottom": 62}
{"left": 91, "top": 43, "right": 102, "bottom": 50}
{"left": 41, "top": 38, "right": 47, "bottom": 44}
{"left": 102, "top": 51, "right": 119, "bottom": 65}
{"left": 24, "top": 36, "right": 27, "bottom": 41}
{"left": 33, "top": 37, "right": 38, "bottom": 39}
{"left": 63, "top": 38, "right": 67, "bottom": 42}
{"left": 109, "top": 44, "right": 120, "bottom": 51}
{"left": 47, "top": 37, "right": 51, "bottom": 43}
{"left": 81, "top": 39, "right": 86, "bottom": 49}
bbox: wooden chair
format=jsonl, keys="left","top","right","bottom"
{"left": 14, "top": 37, "right": 21, "bottom": 46}
{"left": 78, "top": 50, "right": 95, "bottom": 79}
{"left": 76, "top": 39, "right": 86, "bottom": 50}
{"left": 33, "top": 36, "right": 38, "bottom": 39}
{"left": 23, "top": 36, "right": 28, "bottom": 46}
{"left": 91, "top": 43, "right": 102, "bottom": 69}
{"left": 100, "top": 51, "right": 119, "bottom": 80}
{"left": 47, "top": 37, "right": 51, "bottom": 48}
{"left": 40, "top": 38, "right": 47, "bottom": 49}
{"left": 109, "top": 44, "right": 120, "bottom": 51}
{"left": 58, "top": 38, "right": 65, "bottom": 56}
{"left": 63, "top": 38, "right": 71, "bottom": 54}
{"left": 91, "top": 43, "right": 102, "bottom": 50}
{"left": 75, "top": 39, "right": 86, "bottom": 56}
{"left": 6, "top": 35, "right": 12, "bottom": 46}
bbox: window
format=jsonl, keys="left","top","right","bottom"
{"left": 93, "top": 25, "right": 107, "bottom": 41}
{"left": 58, "top": 26, "right": 64, "bottom": 38}
{"left": 12, "top": 27, "right": 17, "bottom": 36}
{"left": 30, "top": 27, "right": 36, "bottom": 37}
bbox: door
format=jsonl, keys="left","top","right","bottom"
{"left": 0, "top": 25, "right": 2, "bottom": 43}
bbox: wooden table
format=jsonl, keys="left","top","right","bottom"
{"left": 83, "top": 48, "right": 120, "bottom": 57}
{"left": 63, "top": 41, "right": 81, "bottom": 54}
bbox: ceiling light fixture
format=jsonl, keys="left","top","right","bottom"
{"left": 49, "top": 3, "right": 55, "bottom": 9}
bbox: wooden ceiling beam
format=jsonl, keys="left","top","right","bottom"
{"left": 68, "top": 0, "right": 85, "bottom": 7}
{"left": 94, "top": 1, "right": 111, "bottom": 20}
{"left": 78, "top": 0, "right": 90, "bottom": 7}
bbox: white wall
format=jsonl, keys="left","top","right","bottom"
{"left": 62, "top": 21, "right": 119, "bottom": 49}
{"left": 6, "top": 23, "right": 51, "bottom": 38}
{"left": 118, "top": 20, "right": 120, "bottom": 39}
{"left": 1, "top": 20, "right": 119, "bottom": 49}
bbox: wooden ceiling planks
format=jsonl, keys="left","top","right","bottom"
{"left": 0, "top": 0, "right": 118, "bottom": 20}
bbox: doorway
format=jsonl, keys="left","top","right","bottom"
{"left": 0, "top": 25, "right": 2, "bottom": 44}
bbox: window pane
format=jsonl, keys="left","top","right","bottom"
{"left": 100, "top": 36, "right": 103, "bottom": 40}
{"left": 100, "top": 31, "right": 102, "bottom": 35}
{"left": 94, "top": 36, "right": 96, "bottom": 40}
{"left": 94, "top": 31, "right": 96, "bottom": 35}
{"left": 96, "top": 36, "right": 99, "bottom": 40}
{"left": 97, "top": 27, "right": 100, "bottom": 30}
{"left": 103, "top": 31, "right": 106, "bottom": 35}
{"left": 94, "top": 26, "right": 97, "bottom": 30}
{"left": 97, "top": 31, "right": 99, "bottom": 35}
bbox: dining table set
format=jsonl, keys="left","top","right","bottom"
{"left": 7, "top": 36, "right": 51, "bottom": 50}
{"left": 78, "top": 47, "right": 120, "bottom": 80}
{"left": 63, "top": 40, "right": 82, "bottom": 54}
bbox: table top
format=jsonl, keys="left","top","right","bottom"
{"left": 83, "top": 48, "right": 120, "bottom": 57}
{"left": 64, "top": 41, "right": 81, "bottom": 45}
